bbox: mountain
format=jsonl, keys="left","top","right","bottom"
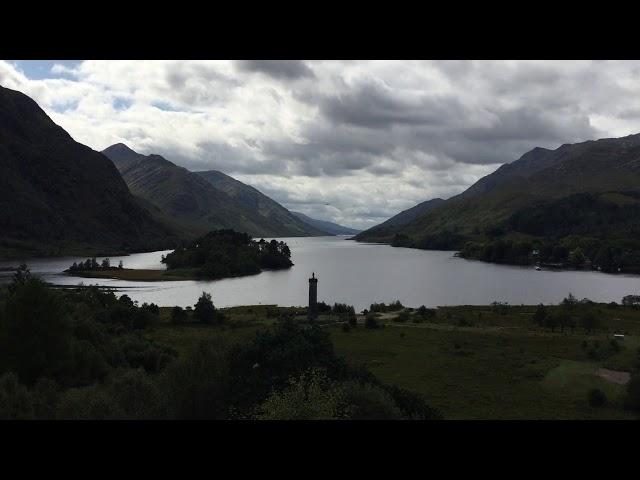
{"left": 355, "top": 132, "right": 640, "bottom": 271}
{"left": 353, "top": 198, "right": 444, "bottom": 241}
{"left": 103, "top": 144, "right": 326, "bottom": 238}
{"left": 195, "top": 170, "right": 328, "bottom": 236}
{"left": 0, "top": 85, "right": 176, "bottom": 259}
{"left": 291, "top": 212, "right": 361, "bottom": 236}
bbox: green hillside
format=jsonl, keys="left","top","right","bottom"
{"left": 103, "top": 144, "right": 326, "bottom": 239}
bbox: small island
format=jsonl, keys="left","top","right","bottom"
{"left": 162, "top": 229, "right": 293, "bottom": 279}
{"left": 65, "top": 229, "right": 293, "bottom": 282}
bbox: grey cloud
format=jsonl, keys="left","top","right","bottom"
{"left": 235, "top": 60, "right": 315, "bottom": 80}
{"left": 318, "top": 79, "right": 467, "bottom": 129}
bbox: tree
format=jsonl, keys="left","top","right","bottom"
{"left": 562, "top": 293, "right": 578, "bottom": 309}
{"left": 9, "top": 263, "right": 31, "bottom": 293}
{"left": 0, "top": 278, "right": 72, "bottom": 385}
{"left": 568, "top": 247, "right": 585, "bottom": 267}
{"left": 118, "top": 260, "right": 124, "bottom": 269}
{"left": 194, "top": 292, "right": 219, "bottom": 324}
{"left": 532, "top": 304, "right": 547, "bottom": 327}
{"left": 101, "top": 258, "right": 110, "bottom": 269}
{"left": 622, "top": 295, "right": 640, "bottom": 307}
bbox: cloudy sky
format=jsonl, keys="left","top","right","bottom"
{"left": 2, "top": 60, "right": 640, "bottom": 230}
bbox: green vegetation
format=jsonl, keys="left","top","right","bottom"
{"left": 161, "top": 230, "right": 293, "bottom": 280}
{"left": 6, "top": 264, "right": 640, "bottom": 419}
{"left": 328, "top": 298, "right": 640, "bottom": 419}
{"left": 0, "top": 267, "right": 438, "bottom": 420}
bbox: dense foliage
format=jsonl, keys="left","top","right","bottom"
{"left": 455, "top": 193, "right": 640, "bottom": 273}
{"left": 0, "top": 266, "right": 174, "bottom": 392}
{"left": 0, "top": 267, "right": 440, "bottom": 420}
{"left": 161, "top": 230, "right": 293, "bottom": 279}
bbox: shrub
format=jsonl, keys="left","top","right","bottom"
{"left": 348, "top": 316, "right": 357, "bottom": 328}
{"left": 394, "top": 311, "right": 410, "bottom": 323}
{"left": 610, "top": 339, "right": 621, "bottom": 353}
{"left": 588, "top": 388, "right": 607, "bottom": 407}
{"left": 625, "top": 374, "right": 640, "bottom": 411}
{"left": 106, "top": 368, "right": 166, "bottom": 419}
{"left": 0, "top": 278, "right": 72, "bottom": 385}
{"left": 338, "top": 380, "right": 402, "bottom": 420}
{"left": 0, "top": 372, "right": 34, "bottom": 419}
{"left": 171, "top": 306, "right": 189, "bottom": 325}
{"left": 161, "top": 339, "right": 232, "bottom": 420}
{"left": 364, "top": 315, "right": 380, "bottom": 329}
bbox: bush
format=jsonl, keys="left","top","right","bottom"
{"left": 364, "top": 315, "right": 380, "bottom": 329}
{"left": 610, "top": 339, "right": 621, "bottom": 353}
{"left": 338, "top": 380, "right": 402, "bottom": 420}
{"left": 161, "top": 340, "right": 232, "bottom": 420}
{"left": 107, "top": 368, "right": 166, "bottom": 419}
{"left": 588, "top": 388, "right": 607, "bottom": 407}
{"left": 348, "top": 316, "right": 357, "bottom": 328}
{"left": 393, "top": 311, "right": 410, "bottom": 323}
{"left": 0, "top": 278, "right": 72, "bottom": 385}
{"left": 416, "top": 305, "right": 436, "bottom": 318}
{"left": 341, "top": 323, "right": 351, "bottom": 333}
{"left": 625, "top": 374, "right": 640, "bottom": 411}
{"left": 171, "top": 306, "right": 189, "bottom": 325}
{"left": 0, "top": 372, "right": 35, "bottom": 419}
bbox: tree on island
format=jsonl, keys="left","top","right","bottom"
{"left": 161, "top": 229, "right": 293, "bottom": 280}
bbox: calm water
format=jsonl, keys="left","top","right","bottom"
{"left": 1, "top": 236, "right": 640, "bottom": 310}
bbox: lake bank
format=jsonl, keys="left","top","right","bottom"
{"left": 4, "top": 237, "right": 640, "bottom": 310}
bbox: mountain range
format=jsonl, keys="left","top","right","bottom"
{"left": 356, "top": 132, "right": 640, "bottom": 270}
{"left": 0, "top": 85, "right": 177, "bottom": 259}
{"left": 102, "top": 144, "right": 326, "bottom": 238}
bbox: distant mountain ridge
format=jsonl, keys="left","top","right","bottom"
{"left": 356, "top": 132, "right": 640, "bottom": 257}
{"left": 0, "top": 85, "right": 176, "bottom": 259}
{"left": 103, "top": 144, "right": 326, "bottom": 239}
{"left": 291, "top": 212, "right": 361, "bottom": 236}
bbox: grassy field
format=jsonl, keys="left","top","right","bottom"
{"left": 143, "top": 303, "right": 640, "bottom": 420}
{"left": 328, "top": 304, "right": 640, "bottom": 419}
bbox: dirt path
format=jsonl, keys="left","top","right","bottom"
{"left": 596, "top": 368, "right": 631, "bottom": 385}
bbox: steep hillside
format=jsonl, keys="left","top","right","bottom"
{"left": 195, "top": 170, "right": 327, "bottom": 236}
{"left": 354, "top": 198, "right": 444, "bottom": 242}
{"left": 103, "top": 144, "right": 325, "bottom": 238}
{"left": 0, "top": 85, "right": 176, "bottom": 259}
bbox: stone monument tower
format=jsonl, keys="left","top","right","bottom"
{"left": 308, "top": 272, "right": 318, "bottom": 320}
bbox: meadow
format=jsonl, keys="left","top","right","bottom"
{"left": 144, "top": 302, "right": 640, "bottom": 420}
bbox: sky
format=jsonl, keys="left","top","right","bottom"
{"left": 2, "top": 60, "right": 640, "bottom": 230}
